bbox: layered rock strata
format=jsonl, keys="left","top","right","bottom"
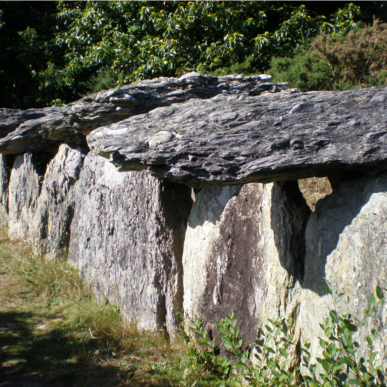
{"left": 31, "top": 144, "right": 85, "bottom": 259}
{"left": 88, "top": 86, "right": 387, "bottom": 187}
{"left": 7, "top": 146, "right": 85, "bottom": 259}
{"left": 68, "top": 153, "right": 192, "bottom": 334}
{"left": 0, "top": 107, "right": 61, "bottom": 138}
{"left": 0, "top": 73, "right": 285, "bottom": 155}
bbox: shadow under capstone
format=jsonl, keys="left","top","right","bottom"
{"left": 299, "top": 173, "right": 379, "bottom": 297}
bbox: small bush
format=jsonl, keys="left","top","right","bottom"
{"left": 312, "top": 18, "right": 387, "bottom": 88}
{"left": 267, "top": 18, "right": 387, "bottom": 91}
{"left": 268, "top": 46, "right": 333, "bottom": 91}
{"left": 178, "top": 284, "right": 386, "bottom": 386}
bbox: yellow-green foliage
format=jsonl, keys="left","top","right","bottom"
{"left": 268, "top": 19, "right": 387, "bottom": 91}
{"left": 312, "top": 18, "right": 387, "bottom": 88}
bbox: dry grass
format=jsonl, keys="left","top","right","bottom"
{"left": 0, "top": 230, "right": 212, "bottom": 387}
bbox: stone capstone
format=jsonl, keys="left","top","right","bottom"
{"left": 68, "top": 153, "right": 192, "bottom": 334}
{"left": 88, "top": 86, "right": 387, "bottom": 187}
{"left": 183, "top": 181, "right": 310, "bottom": 353}
{"left": 0, "top": 73, "right": 287, "bottom": 155}
{"left": 30, "top": 144, "right": 85, "bottom": 259}
{"left": 0, "top": 107, "right": 61, "bottom": 138}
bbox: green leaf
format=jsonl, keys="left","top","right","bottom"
{"left": 329, "top": 310, "right": 338, "bottom": 323}
{"left": 366, "top": 336, "right": 373, "bottom": 346}
{"left": 335, "top": 293, "right": 345, "bottom": 303}
{"left": 370, "top": 293, "right": 376, "bottom": 309}
{"left": 322, "top": 359, "right": 330, "bottom": 372}
{"left": 256, "top": 339, "right": 264, "bottom": 346}
{"left": 325, "top": 282, "right": 332, "bottom": 295}
{"left": 279, "top": 348, "right": 287, "bottom": 357}
{"left": 241, "top": 350, "right": 249, "bottom": 363}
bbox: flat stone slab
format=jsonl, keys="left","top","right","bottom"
{"left": 87, "top": 86, "right": 387, "bottom": 187}
{"left": 0, "top": 73, "right": 286, "bottom": 154}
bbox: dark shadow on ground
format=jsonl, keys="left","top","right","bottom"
{"left": 0, "top": 310, "right": 167, "bottom": 387}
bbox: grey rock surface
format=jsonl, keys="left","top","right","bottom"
{"left": 8, "top": 153, "right": 41, "bottom": 241}
{"left": 0, "top": 155, "right": 9, "bottom": 227}
{"left": 298, "top": 172, "right": 387, "bottom": 373}
{"left": 0, "top": 107, "right": 61, "bottom": 138}
{"left": 31, "top": 144, "right": 85, "bottom": 259}
{"left": 68, "top": 153, "right": 192, "bottom": 334}
{"left": 0, "top": 73, "right": 285, "bottom": 155}
{"left": 183, "top": 181, "right": 310, "bottom": 352}
{"left": 88, "top": 86, "right": 387, "bottom": 187}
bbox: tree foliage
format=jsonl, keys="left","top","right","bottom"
{"left": 1, "top": 1, "right": 386, "bottom": 108}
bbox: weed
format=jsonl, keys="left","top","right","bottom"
{"left": 177, "top": 283, "right": 386, "bottom": 386}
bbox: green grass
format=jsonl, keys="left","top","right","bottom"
{"left": 0, "top": 230, "right": 214, "bottom": 387}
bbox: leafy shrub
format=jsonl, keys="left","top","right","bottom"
{"left": 208, "top": 56, "right": 258, "bottom": 77}
{"left": 268, "top": 18, "right": 387, "bottom": 92}
{"left": 267, "top": 46, "right": 333, "bottom": 91}
{"left": 312, "top": 18, "right": 387, "bottom": 89}
{"left": 178, "top": 284, "right": 386, "bottom": 386}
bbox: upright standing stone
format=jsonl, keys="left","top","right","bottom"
{"left": 0, "top": 154, "right": 9, "bottom": 227}
{"left": 8, "top": 153, "right": 41, "bottom": 241}
{"left": 299, "top": 172, "right": 387, "bottom": 373}
{"left": 31, "top": 144, "right": 85, "bottom": 259}
{"left": 68, "top": 153, "right": 192, "bottom": 334}
{"left": 183, "top": 181, "right": 310, "bottom": 350}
